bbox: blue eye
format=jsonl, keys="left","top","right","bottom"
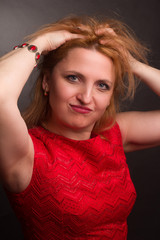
{"left": 98, "top": 82, "right": 110, "bottom": 91}
{"left": 66, "top": 75, "right": 78, "bottom": 82}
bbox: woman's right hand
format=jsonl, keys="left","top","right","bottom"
{"left": 31, "top": 30, "right": 83, "bottom": 54}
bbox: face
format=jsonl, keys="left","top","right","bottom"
{"left": 43, "top": 48, "right": 115, "bottom": 139}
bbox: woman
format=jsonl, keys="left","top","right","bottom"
{"left": 0, "top": 16, "right": 160, "bottom": 239}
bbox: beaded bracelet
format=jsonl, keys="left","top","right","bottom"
{"left": 13, "top": 43, "right": 41, "bottom": 67}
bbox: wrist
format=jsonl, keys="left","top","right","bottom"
{"left": 28, "top": 35, "right": 48, "bottom": 55}
{"left": 129, "top": 55, "right": 141, "bottom": 74}
{"left": 13, "top": 43, "right": 41, "bottom": 67}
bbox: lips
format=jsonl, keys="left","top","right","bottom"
{"left": 70, "top": 104, "right": 92, "bottom": 114}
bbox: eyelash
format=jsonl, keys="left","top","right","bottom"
{"left": 65, "top": 75, "right": 110, "bottom": 91}
{"left": 66, "top": 75, "right": 78, "bottom": 82}
{"left": 98, "top": 82, "right": 110, "bottom": 91}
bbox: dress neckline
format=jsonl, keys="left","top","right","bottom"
{"left": 37, "top": 125, "right": 101, "bottom": 143}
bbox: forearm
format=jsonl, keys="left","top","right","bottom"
{"left": 0, "top": 36, "right": 45, "bottom": 103}
{"left": 130, "top": 58, "right": 160, "bottom": 96}
{"left": 0, "top": 29, "right": 82, "bottom": 104}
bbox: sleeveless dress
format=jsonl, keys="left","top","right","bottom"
{"left": 6, "top": 123, "right": 136, "bottom": 240}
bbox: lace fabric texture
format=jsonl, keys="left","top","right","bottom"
{"left": 7, "top": 123, "right": 136, "bottom": 240}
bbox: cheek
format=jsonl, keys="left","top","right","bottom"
{"left": 49, "top": 83, "right": 75, "bottom": 104}
{"left": 96, "top": 94, "right": 112, "bottom": 112}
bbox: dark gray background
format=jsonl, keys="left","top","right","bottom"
{"left": 0, "top": 0, "right": 160, "bottom": 239}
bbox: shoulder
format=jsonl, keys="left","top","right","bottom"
{"left": 29, "top": 126, "right": 45, "bottom": 138}
{"left": 29, "top": 126, "right": 50, "bottom": 146}
{"left": 100, "top": 121, "right": 123, "bottom": 146}
{"left": 116, "top": 111, "right": 160, "bottom": 152}
{"left": 28, "top": 126, "right": 53, "bottom": 159}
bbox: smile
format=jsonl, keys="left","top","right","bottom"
{"left": 70, "top": 104, "right": 92, "bottom": 114}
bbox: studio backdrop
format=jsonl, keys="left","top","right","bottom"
{"left": 0, "top": 0, "right": 160, "bottom": 239}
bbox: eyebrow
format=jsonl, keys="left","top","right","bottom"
{"left": 64, "top": 70, "right": 113, "bottom": 86}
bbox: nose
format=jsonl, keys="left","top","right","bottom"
{"left": 76, "top": 86, "right": 93, "bottom": 105}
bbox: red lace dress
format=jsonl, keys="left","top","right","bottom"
{"left": 6, "top": 123, "right": 136, "bottom": 240}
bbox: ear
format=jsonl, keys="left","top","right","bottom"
{"left": 42, "top": 74, "right": 50, "bottom": 92}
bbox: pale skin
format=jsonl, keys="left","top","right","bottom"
{"left": 0, "top": 30, "right": 160, "bottom": 194}
{"left": 42, "top": 48, "right": 115, "bottom": 140}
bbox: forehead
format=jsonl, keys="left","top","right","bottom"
{"left": 54, "top": 48, "right": 115, "bottom": 82}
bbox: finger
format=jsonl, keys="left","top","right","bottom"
{"left": 99, "top": 39, "right": 113, "bottom": 45}
{"left": 74, "top": 25, "right": 90, "bottom": 32}
{"left": 95, "top": 27, "right": 116, "bottom": 36}
{"left": 71, "top": 33, "right": 84, "bottom": 39}
{"left": 64, "top": 32, "right": 84, "bottom": 43}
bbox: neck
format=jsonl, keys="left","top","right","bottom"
{"left": 42, "top": 121, "right": 93, "bottom": 140}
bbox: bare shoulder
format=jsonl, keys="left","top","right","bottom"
{"left": 116, "top": 111, "right": 160, "bottom": 152}
{"left": 116, "top": 112, "right": 129, "bottom": 144}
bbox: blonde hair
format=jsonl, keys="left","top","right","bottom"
{"left": 23, "top": 15, "right": 148, "bottom": 133}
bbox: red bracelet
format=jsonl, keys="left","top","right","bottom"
{"left": 13, "top": 43, "right": 41, "bottom": 67}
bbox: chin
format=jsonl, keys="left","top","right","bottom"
{"left": 67, "top": 121, "right": 95, "bottom": 131}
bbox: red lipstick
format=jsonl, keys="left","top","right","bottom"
{"left": 70, "top": 104, "right": 92, "bottom": 114}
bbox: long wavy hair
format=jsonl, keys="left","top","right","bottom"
{"left": 22, "top": 15, "right": 148, "bottom": 133}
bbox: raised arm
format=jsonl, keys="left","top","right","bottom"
{"left": 129, "top": 56, "right": 160, "bottom": 96}
{"left": 0, "top": 30, "right": 81, "bottom": 192}
{"left": 117, "top": 58, "right": 160, "bottom": 152}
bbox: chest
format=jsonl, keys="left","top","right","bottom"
{"left": 33, "top": 141, "right": 136, "bottom": 226}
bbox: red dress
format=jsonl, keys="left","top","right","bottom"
{"left": 6, "top": 123, "right": 136, "bottom": 240}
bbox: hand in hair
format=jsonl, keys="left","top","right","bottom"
{"left": 29, "top": 30, "right": 83, "bottom": 55}
{"left": 95, "top": 25, "right": 117, "bottom": 37}
{"left": 95, "top": 25, "right": 137, "bottom": 70}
